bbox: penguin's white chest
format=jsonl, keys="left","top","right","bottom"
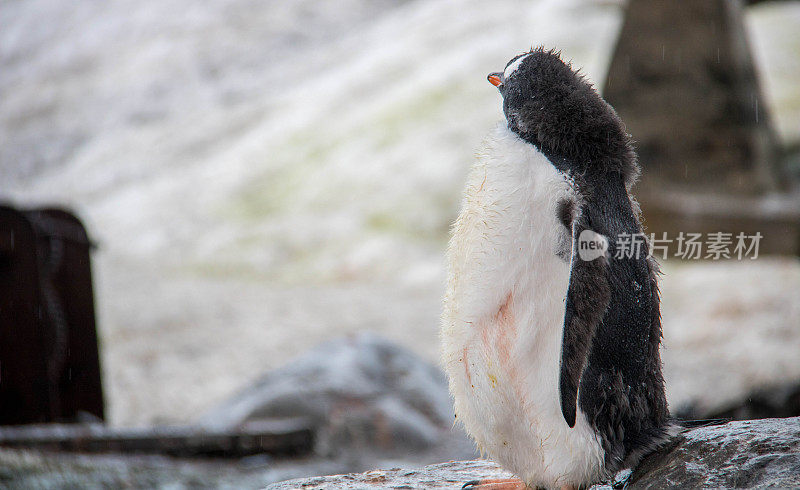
{"left": 441, "top": 125, "right": 605, "bottom": 488}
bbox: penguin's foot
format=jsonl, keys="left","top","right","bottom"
{"left": 462, "top": 478, "right": 528, "bottom": 489}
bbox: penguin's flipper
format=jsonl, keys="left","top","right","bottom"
{"left": 558, "top": 219, "right": 611, "bottom": 428}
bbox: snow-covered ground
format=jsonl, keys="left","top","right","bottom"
{"left": 1, "top": 0, "right": 798, "bottom": 427}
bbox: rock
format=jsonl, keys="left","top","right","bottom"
{"left": 0, "top": 447, "right": 351, "bottom": 489}
{"left": 265, "top": 459, "right": 514, "bottom": 489}
{"left": 268, "top": 417, "right": 800, "bottom": 489}
{"left": 630, "top": 417, "right": 800, "bottom": 488}
{"left": 4, "top": 417, "right": 796, "bottom": 488}
{"left": 199, "top": 333, "right": 477, "bottom": 464}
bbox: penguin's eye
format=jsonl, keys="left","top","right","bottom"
{"left": 556, "top": 198, "right": 574, "bottom": 230}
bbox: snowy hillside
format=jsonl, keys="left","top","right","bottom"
{"left": 1, "top": 0, "right": 798, "bottom": 426}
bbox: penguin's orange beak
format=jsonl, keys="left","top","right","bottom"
{"left": 487, "top": 72, "right": 503, "bottom": 87}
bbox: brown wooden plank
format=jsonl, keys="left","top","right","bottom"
{"left": 0, "top": 420, "right": 314, "bottom": 458}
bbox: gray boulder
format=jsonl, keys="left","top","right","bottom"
{"left": 268, "top": 417, "right": 800, "bottom": 489}
{"left": 199, "top": 333, "right": 476, "bottom": 462}
{"left": 629, "top": 417, "right": 800, "bottom": 488}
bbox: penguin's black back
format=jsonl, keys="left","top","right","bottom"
{"left": 577, "top": 172, "right": 671, "bottom": 469}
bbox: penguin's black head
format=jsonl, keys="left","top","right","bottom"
{"left": 488, "top": 47, "right": 637, "bottom": 185}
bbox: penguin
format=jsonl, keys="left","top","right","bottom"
{"left": 441, "top": 48, "right": 676, "bottom": 490}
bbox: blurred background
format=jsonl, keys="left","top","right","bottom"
{"left": 1, "top": 0, "right": 799, "bottom": 486}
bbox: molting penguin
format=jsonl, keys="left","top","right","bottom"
{"left": 441, "top": 48, "right": 675, "bottom": 489}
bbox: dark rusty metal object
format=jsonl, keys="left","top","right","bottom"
{"left": 0, "top": 204, "right": 105, "bottom": 425}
